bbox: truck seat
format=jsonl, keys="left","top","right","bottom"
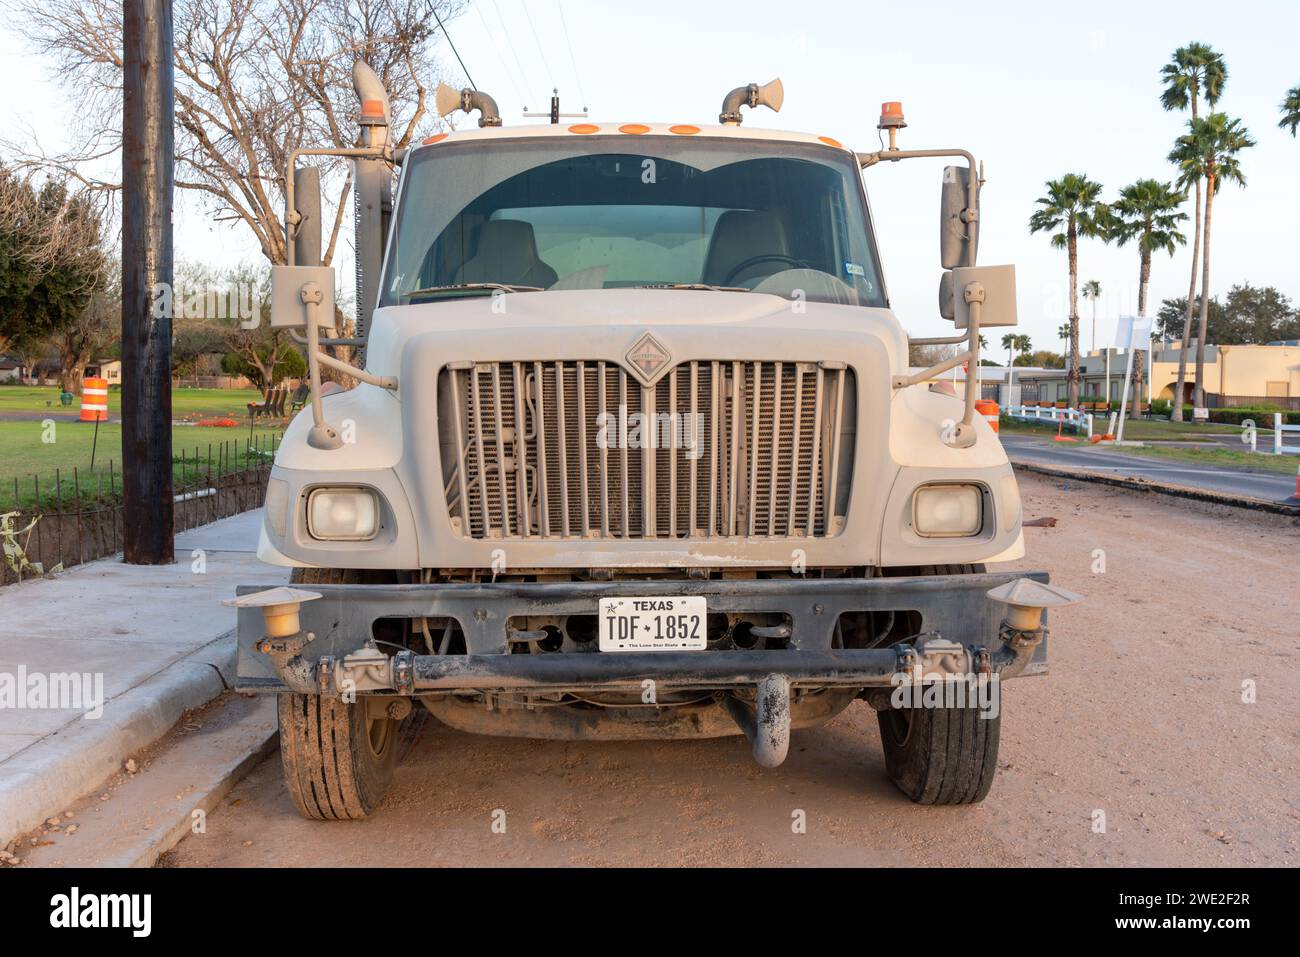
{"left": 453, "top": 219, "right": 558, "bottom": 288}
{"left": 702, "top": 210, "right": 791, "bottom": 286}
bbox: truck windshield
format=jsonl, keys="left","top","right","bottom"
{"left": 380, "top": 136, "right": 886, "bottom": 308}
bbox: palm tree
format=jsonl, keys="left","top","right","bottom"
{"left": 1028, "top": 174, "right": 1108, "bottom": 409}
{"left": 1001, "top": 332, "right": 1017, "bottom": 370}
{"left": 1015, "top": 334, "right": 1032, "bottom": 364}
{"left": 1112, "top": 180, "right": 1188, "bottom": 417}
{"left": 1081, "top": 280, "right": 1101, "bottom": 352}
{"left": 1169, "top": 114, "right": 1254, "bottom": 410}
{"left": 1002, "top": 333, "right": 1031, "bottom": 366}
{"left": 1161, "top": 43, "right": 1227, "bottom": 420}
{"left": 1279, "top": 85, "right": 1300, "bottom": 135}
{"left": 1057, "top": 323, "right": 1071, "bottom": 351}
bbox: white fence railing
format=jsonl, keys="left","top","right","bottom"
{"left": 1271, "top": 413, "right": 1300, "bottom": 455}
{"left": 1006, "top": 404, "right": 1094, "bottom": 438}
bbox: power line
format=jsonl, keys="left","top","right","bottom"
{"left": 428, "top": 1, "right": 477, "bottom": 90}
{"left": 490, "top": 0, "right": 535, "bottom": 101}
{"left": 473, "top": 1, "right": 526, "bottom": 103}
{"left": 555, "top": 0, "right": 587, "bottom": 109}
{"left": 520, "top": 0, "right": 556, "bottom": 89}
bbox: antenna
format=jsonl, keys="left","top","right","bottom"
{"left": 522, "top": 89, "right": 588, "bottom": 124}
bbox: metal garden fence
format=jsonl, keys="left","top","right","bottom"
{"left": 1, "top": 433, "right": 281, "bottom": 586}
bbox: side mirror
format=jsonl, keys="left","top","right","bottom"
{"left": 952, "top": 264, "right": 1016, "bottom": 330}
{"left": 941, "top": 166, "right": 979, "bottom": 270}
{"left": 291, "top": 166, "right": 322, "bottom": 267}
{"left": 938, "top": 270, "right": 955, "bottom": 320}
{"left": 271, "top": 265, "right": 336, "bottom": 328}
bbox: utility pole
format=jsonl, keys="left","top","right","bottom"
{"left": 121, "top": 0, "right": 175, "bottom": 564}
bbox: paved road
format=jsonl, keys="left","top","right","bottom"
{"left": 1001, "top": 434, "right": 1299, "bottom": 504}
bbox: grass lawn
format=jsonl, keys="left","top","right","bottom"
{"left": 0, "top": 385, "right": 266, "bottom": 420}
{"left": 1001, "top": 417, "right": 1296, "bottom": 474}
{"left": 1070, "top": 441, "right": 1300, "bottom": 475}
{"left": 0, "top": 419, "right": 285, "bottom": 509}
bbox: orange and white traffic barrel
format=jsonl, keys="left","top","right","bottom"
{"left": 79, "top": 377, "right": 108, "bottom": 422}
{"left": 975, "top": 398, "right": 999, "bottom": 433}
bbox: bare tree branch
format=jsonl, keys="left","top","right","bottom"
{"left": 7, "top": 0, "right": 463, "bottom": 266}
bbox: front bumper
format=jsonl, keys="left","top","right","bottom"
{"left": 235, "top": 571, "right": 1050, "bottom": 694}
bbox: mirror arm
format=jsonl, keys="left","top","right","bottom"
{"left": 288, "top": 330, "right": 367, "bottom": 347}
{"left": 288, "top": 327, "right": 397, "bottom": 392}
{"left": 316, "top": 350, "right": 397, "bottom": 391}
{"left": 296, "top": 282, "right": 398, "bottom": 452}
{"left": 301, "top": 286, "right": 342, "bottom": 450}
{"left": 893, "top": 281, "right": 985, "bottom": 449}
{"left": 909, "top": 333, "right": 968, "bottom": 346}
{"left": 859, "top": 147, "right": 980, "bottom": 267}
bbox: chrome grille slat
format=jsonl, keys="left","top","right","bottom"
{"left": 576, "top": 361, "right": 590, "bottom": 538}
{"left": 441, "top": 359, "right": 853, "bottom": 542}
{"left": 533, "top": 362, "right": 550, "bottom": 535}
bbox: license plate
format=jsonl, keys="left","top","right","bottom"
{"left": 598, "top": 596, "right": 707, "bottom": 652}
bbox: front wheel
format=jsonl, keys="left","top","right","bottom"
{"left": 279, "top": 567, "right": 399, "bottom": 820}
{"left": 875, "top": 562, "right": 998, "bottom": 805}
{"left": 876, "top": 703, "right": 1000, "bottom": 805}
{"left": 278, "top": 693, "right": 398, "bottom": 820}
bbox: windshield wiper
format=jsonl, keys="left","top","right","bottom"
{"left": 403, "top": 282, "right": 545, "bottom": 302}
{"left": 639, "top": 283, "right": 750, "bottom": 293}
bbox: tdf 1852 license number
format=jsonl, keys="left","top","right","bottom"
{"left": 598, "top": 597, "right": 707, "bottom": 652}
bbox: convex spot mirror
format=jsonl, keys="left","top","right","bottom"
{"left": 952, "top": 264, "right": 1017, "bottom": 330}
{"left": 938, "top": 270, "right": 955, "bottom": 320}
{"left": 271, "top": 265, "right": 337, "bottom": 329}
{"left": 941, "top": 165, "right": 979, "bottom": 270}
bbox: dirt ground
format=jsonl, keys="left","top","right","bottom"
{"left": 164, "top": 473, "right": 1300, "bottom": 867}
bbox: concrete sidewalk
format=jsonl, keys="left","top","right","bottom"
{"left": 0, "top": 509, "right": 287, "bottom": 845}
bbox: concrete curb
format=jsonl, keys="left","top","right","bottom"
{"left": 0, "top": 631, "right": 238, "bottom": 847}
{"left": 103, "top": 701, "right": 277, "bottom": 869}
{"left": 1011, "top": 461, "right": 1300, "bottom": 517}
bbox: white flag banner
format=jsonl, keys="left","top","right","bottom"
{"left": 1113, "top": 315, "right": 1153, "bottom": 350}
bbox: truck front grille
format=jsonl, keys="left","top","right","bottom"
{"left": 438, "top": 360, "right": 855, "bottom": 541}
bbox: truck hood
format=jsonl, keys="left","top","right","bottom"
{"left": 364, "top": 288, "right": 908, "bottom": 379}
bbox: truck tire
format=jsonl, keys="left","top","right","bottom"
{"left": 876, "top": 563, "right": 999, "bottom": 805}
{"left": 278, "top": 567, "right": 399, "bottom": 820}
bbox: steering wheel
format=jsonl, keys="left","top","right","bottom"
{"left": 722, "top": 254, "right": 806, "bottom": 286}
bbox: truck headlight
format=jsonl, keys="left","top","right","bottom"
{"left": 913, "top": 484, "right": 983, "bottom": 538}
{"left": 307, "top": 488, "right": 380, "bottom": 541}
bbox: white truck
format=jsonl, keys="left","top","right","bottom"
{"left": 230, "top": 66, "right": 1080, "bottom": 819}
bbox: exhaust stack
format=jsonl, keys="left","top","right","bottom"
{"left": 352, "top": 61, "right": 393, "bottom": 341}
{"left": 719, "top": 78, "right": 784, "bottom": 125}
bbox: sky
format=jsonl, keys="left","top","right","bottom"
{"left": 2, "top": 0, "right": 1299, "bottom": 356}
